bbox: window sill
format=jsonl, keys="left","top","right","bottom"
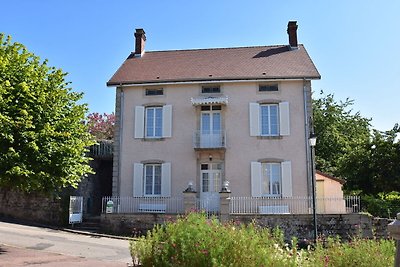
{"left": 143, "top": 137, "right": 165, "bottom": 142}
{"left": 257, "top": 135, "right": 283, "bottom": 140}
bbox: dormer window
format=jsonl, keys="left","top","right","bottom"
{"left": 202, "top": 86, "right": 220, "bottom": 94}
{"left": 259, "top": 84, "right": 278, "bottom": 92}
{"left": 145, "top": 88, "right": 164, "bottom": 96}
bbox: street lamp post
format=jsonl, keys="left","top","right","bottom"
{"left": 309, "top": 133, "right": 317, "bottom": 243}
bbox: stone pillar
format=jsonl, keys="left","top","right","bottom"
{"left": 219, "top": 191, "right": 231, "bottom": 223}
{"left": 183, "top": 190, "right": 197, "bottom": 213}
{"left": 388, "top": 213, "right": 400, "bottom": 267}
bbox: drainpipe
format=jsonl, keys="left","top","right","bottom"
{"left": 118, "top": 88, "right": 124, "bottom": 196}
{"left": 303, "top": 80, "right": 312, "bottom": 198}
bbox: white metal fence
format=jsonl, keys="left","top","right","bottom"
{"left": 230, "top": 196, "right": 360, "bottom": 215}
{"left": 102, "top": 196, "right": 184, "bottom": 214}
{"left": 101, "top": 196, "right": 360, "bottom": 215}
{"left": 195, "top": 195, "right": 221, "bottom": 216}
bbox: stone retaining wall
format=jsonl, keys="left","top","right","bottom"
{"left": 101, "top": 212, "right": 392, "bottom": 240}
{"left": 0, "top": 189, "right": 66, "bottom": 225}
{"left": 101, "top": 213, "right": 179, "bottom": 236}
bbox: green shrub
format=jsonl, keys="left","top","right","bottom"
{"left": 362, "top": 192, "right": 400, "bottom": 218}
{"left": 130, "top": 212, "right": 302, "bottom": 267}
{"left": 129, "top": 212, "right": 395, "bottom": 266}
{"left": 308, "top": 236, "right": 395, "bottom": 267}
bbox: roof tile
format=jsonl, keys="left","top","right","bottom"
{"left": 107, "top": 44, "right": 320, "bottom": 86}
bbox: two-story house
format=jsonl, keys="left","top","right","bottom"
{"left": 107, "top": 21, "right": 320, "bottom": 213}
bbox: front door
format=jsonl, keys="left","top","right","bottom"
{"left": 200, "top": 106, "right": 221, "bottom": 148}
{"left": 200, "top": 163, "right": 222, "bottom": 212}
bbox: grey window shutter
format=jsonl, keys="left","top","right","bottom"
{"left": 249, "top": 103, "right": 260, "bottom": 136}
{"left": 134, "top": 106, "right": 145, "bottom": 138}
{"left": 281, "top": 161, "right": 292, "bottom": 197}
{"left": 162, "top": 105, "right": 172, "bottom": 138}
{"left": 161, "top": 163, "right": 171, "bottom": 197}
{"left": 279, "top": 102, "right": 290, "bottom": 136}
{"left": 251, "top": 161, "right": 262, "bottom": 197}
{"left": 133, "top": 163, "right": 144, "bottom": 197}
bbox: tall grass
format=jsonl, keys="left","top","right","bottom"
{"left": 130, "top": 212, "right": 395, "bottom": 267}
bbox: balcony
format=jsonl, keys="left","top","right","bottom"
{"left": 193, "top": 130, "right": 226, "bottom": 149}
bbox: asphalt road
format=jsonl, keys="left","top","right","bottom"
{"left": 0, "top": 221, "right": 132, "bottom": 266}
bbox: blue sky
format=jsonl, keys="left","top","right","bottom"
{"left": 2, "top": 1, "right": 399, "bottom": 130}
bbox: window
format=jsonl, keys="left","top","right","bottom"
{"left": 134, "top": 105, "right": 172, "bottom": 139}
{"left": 144, "top": 164, "right": 162, "bottom": 196}
{"left": 145, "top": 107, "right": 163, "bottom": 138}
{"left": 202, "top": 86, "right": 220, "bottom": 94}
{"left": 259, "top": 84, "right": 278, "bottom": 92}
{"left": 145, "top": 88, "right": 164, "bottom": 96}
{"left": 133, "top": 163, "right": 171, "bottom": 197}
{"left": 260, "top": 104, "right": 279, "bottom": 136}
{"left": 251, "top": 161, "right": 292, "bottom": 197}
{"left": 261, "top": 163, "right": 281, "bottom": 195}
{"left": 249, "top": 102, "right": 290, "bottom": 137}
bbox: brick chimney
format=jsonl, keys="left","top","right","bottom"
{"left": 287, "top": 21, "right": 298, "bottom": 49}
{"left": 134, "top": 28, "right": 146, "bottom": 56}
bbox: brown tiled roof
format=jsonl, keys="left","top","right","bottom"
{"left": 107, "top": 44, "right": 320, "bottom": 86}
{"left": 316, "top": 170, "right": 346, "bottom": 184}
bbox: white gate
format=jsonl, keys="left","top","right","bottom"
{"left": 69, "top": 196, "right": 83, "bottom": 224}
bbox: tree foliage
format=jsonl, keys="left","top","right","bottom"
{"left": 86, "top": 112, "right": 115, "bottom": 140}
{"left": 341, "top": 125, "right": 400, "bottom": 194}
{"left": 0, "top": 34, "right": 95, "bottom": 194}
{"left": 313, "top": 91, "right": 371, "bottom": 175}
{"left": 313, "top": 91, "right": 400, "bottom": 194}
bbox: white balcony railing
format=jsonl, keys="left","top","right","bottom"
{"left": 193, "top": 130, "right": 226, "bottom": 149}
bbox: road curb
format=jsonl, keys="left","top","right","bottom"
{"left": 61, "top": 228, "right": 132, "bottom": 240}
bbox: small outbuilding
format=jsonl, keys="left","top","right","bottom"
{"left": 316, "top": 171, "right": 346, "bottom": 214}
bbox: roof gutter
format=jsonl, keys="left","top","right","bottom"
{"left": 107, "top": 77, "right": 320, "bottom": 88}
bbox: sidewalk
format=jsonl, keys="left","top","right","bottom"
{"left": 0, "top": 244, "right": 129, "bottom": 267}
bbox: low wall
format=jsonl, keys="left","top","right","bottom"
{"left": 101, "top": 213, "right": 179, "bottom": 236}
{"left": 101, "top": 212, "right": 392, "bottom": 240}
{"left": 0, "top": 189, "right": 67, "bottom": 226}
{"left": 231, "top": 213, "right": 392, "bottom": 240}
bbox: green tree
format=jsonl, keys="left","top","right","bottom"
{"left": 313, "top": 91, "right": 400, "bottom": 195}
{"left": 342, "top": 125, "right": 400, "bottom": 194}
{"left": 0, "top": 34, "right": 95, "bottom": 194}
{"left": 313, "top": 91, "right": 371, "bottom": 176}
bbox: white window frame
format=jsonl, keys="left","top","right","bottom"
{"left": 261, "top": 162, "right": 281, "bottom": 196}
{"left": 251, "top": 161, "right": 292, "bottom": 197}
{"left": 133, "top": 162, "right": 171, "bottom": 197}
{"left": 145, "top": 106, "right": 163, "bottom": 138}
{"left": 249, "top": 102, "right": 290, "bottom": 137}
{"left": 260, "top": 104, "right": 279, "bottom": 137}
{"left": 144, "top": 164, "right": 162, "bottom": 196}
{"left": 134, "top": 105, "right": 172, "bottom": 139}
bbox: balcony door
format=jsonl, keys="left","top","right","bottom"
{"left": 200, "top": 105, "right": 221, "bottom": 148}
{"left": 200, "top": 163, "right": 222, "bottom": 212}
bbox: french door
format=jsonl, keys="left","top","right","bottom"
{"left": 200, "top": 163, "right": 222, "bottom": 212}
{"left": 200, "top": 107, "right": 221, "bottom": 148}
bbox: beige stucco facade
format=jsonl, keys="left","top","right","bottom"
{"left": 114, "top": 79, "right": 312, "bottom": 199}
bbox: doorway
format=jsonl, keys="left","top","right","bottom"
{"left": 200, "top": 163, "right": 222, "bottom": 212}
